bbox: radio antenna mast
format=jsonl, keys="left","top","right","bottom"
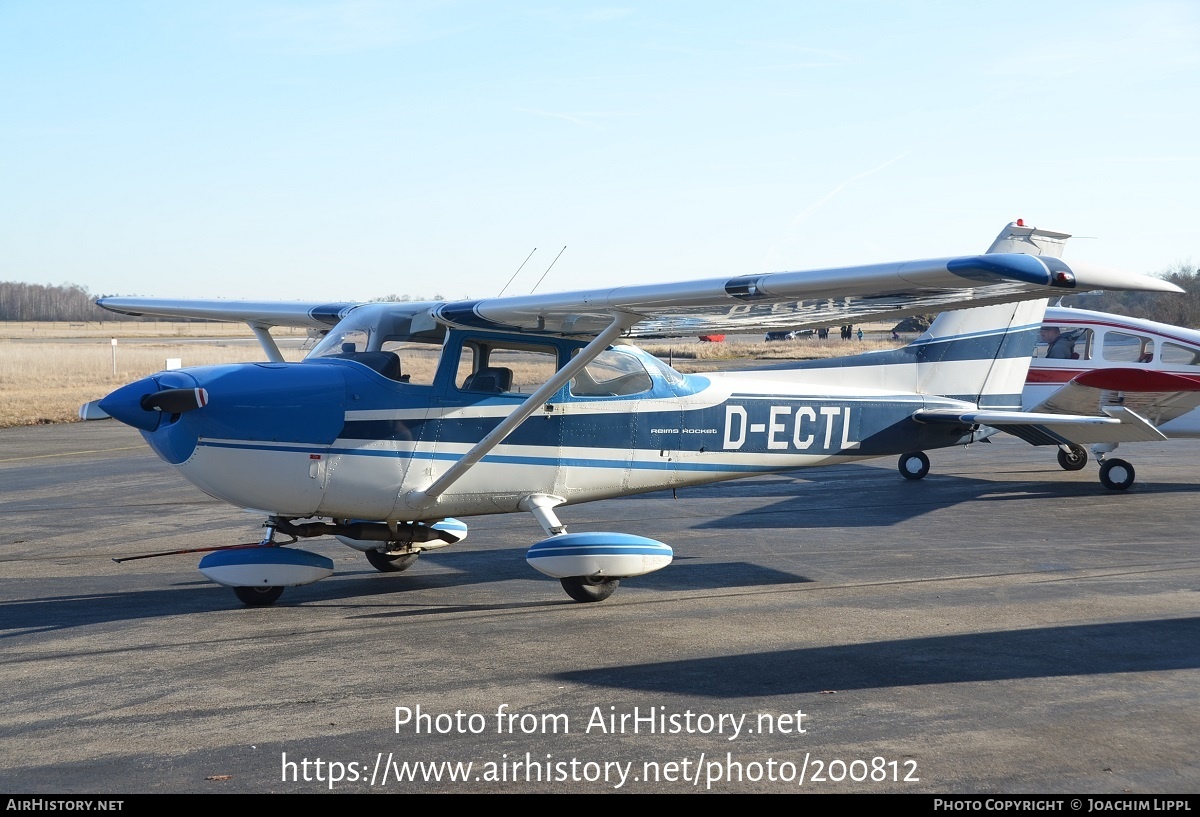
{"left": 498, "top": 247, "right": 537, "bottom": 297}
{"left": 530, "top": 246, "right": 566, "bottom": 294}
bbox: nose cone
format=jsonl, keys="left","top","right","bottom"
{"left": 99, "top": 372, "right": 202, "bottom": 432}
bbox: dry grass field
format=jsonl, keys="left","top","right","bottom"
{"left": 0, "top": 322, "right": 906, "bottom": 428}
{"left": 0, "top": 323, "right": 310, "bottom": 427}
{"left": 641, "top": 335, "right": 902, "bottom": 364}
{"left": 0, "top": 320, "right": 283, "bottom": 340}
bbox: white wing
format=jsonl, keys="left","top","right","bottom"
{"left": 429, "top": 254, "right": 1176, "bottom": 337}
{"left": 95, "top": 298, "right": 373, "bottom": 328}
{"left": 96, "top": 235, "right": 1178, "bottom": 339}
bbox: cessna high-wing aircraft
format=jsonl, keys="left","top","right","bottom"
{"left": 1021, "top": 305, "right": 1200, "bottom": 488}
{"left": 86, "top": 222, "right": 1179, "bottom": 606}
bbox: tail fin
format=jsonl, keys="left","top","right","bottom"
{"left": 986, "top": 220, "right": 1071, "bottom": 258}
{"left": 771, "top": 299, "right": 1047, "bottom": 409}
{"left": 910, "top": 299, "right": 1046, "bottom": 409}
{"left": 775, "top": 221, "right": 1067, "bottom": 407}
{"left": 914, "top": 220, "right": 1068, "bottom": 406}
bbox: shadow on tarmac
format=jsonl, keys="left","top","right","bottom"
{"left": 0, "top": 553, "right": 810, "bottom": 635}
{"left": 556, "top": 616, "right": 1200, "bottom": 696}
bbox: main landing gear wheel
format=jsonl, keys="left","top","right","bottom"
{"left": 1057, "top": 445, "right": 1088, "bottom": 471}
{"left": 560, "top": 576, "right": 620, "bottom": 603}
{"left": 365, "top": 549, "right": 419, "bottom": 573}
{"left": 1099, "top": 458, "right": 1135, "bottom": 491}
{"left": 898, "top": 451, "right": 930, "bottom": 481}
{"left": 234, "top": 586, "right": 284, "bottom": 606}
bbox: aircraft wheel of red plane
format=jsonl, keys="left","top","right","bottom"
{"left": 1057, "top": 445, "right": 1089, "bottom": 471}
{"left": 560, "top": 576, "right": 620, "bottom": 603}
{"left": 1098, "top": 458, "right": 1136, "bottom": 491}
{"left": 364, "top": 549, "right": 420, "bottom": 573}
{"left": 234, "top": 586, "right": 285, "bottom": 607}
{"left": 897, "top": 451, "right": 930, "bottom": 481}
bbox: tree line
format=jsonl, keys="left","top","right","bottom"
{"left": 0, "top": 282, "right": 141, "bottom": 322}
{"left": 1061, "top": 262, "right": 1200, "bottom": 327}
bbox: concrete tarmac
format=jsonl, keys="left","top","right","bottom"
{"left": 1, "top": 422, "right": 1198, "bottom": 793}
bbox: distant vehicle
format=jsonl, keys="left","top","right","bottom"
{"left": 698, "top": 334, "right": 726, "bottom": 342}
{"left": 764, "top": 329, "right": 814, "bottom": 341}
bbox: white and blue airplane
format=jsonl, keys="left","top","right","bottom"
{"left": 86, "top": 222, "right": 1179, "bottom": 606}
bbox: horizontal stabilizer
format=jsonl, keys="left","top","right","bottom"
{"left": 914, "top": 406, "right": 1166, "bottom": 446}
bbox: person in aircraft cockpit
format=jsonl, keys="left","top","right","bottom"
{"left": 1041, "top": 326, "right": 1074, "bottom": 359}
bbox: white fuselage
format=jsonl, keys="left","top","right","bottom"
{"left": 1026, "top": 306, "right": 1200, "bottom": 437}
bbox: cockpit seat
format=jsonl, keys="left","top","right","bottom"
{"left": 342, "top": 350, "right": 403, "bottom": 380}
{"left": 462, "top": 366, "right": 513, "bottom": 393}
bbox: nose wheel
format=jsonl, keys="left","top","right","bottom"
{"left": 1057, "top": 444, "right": 1088, "bottom": 471}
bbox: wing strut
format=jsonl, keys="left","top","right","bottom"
{"left": 406, "top": 313, "right": 637, "bottom": 508}
{"left": 249, "top": 324, "right": 285, "bottom": 363}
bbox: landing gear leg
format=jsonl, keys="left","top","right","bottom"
{"left": 233, "top": 519, "right": 285, "bottom": 607}
{"left": 898, "top": 451, "right": 930, "bottom": 480}
{"left": 521, "top": 494, "right": 627, "bottom": 603}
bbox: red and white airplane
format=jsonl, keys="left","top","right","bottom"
{"left": 1024, "top": 305, "right": 1200, "bottom": 488}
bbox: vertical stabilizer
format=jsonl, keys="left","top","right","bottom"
{"left": 770, "top": 221, "right": 1067, "bottom": 408}
{"left": 986, "top": 220, "right": 1071, "bottom": 258}
{"left": 912, "top": 299, "right": 1047, "bottom": 409}
{"left": 914, "top": 221, "right": 1066, "bottom": 406}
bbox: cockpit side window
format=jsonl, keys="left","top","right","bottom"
{"left": 1035, "top": 326, "right": 1091, "bottom": 360}
{"left": 377, "top": 341, "right": 439, "bottom": 385}
{"left": 454, "top": 339, "right": 560, "bottom": 395}
{"left": 1103, "top": 331, "right": 1154, "bottom": 364}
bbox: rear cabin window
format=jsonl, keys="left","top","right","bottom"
{"left": 1160, "top": 342, "right": 1200, "bottom": 367}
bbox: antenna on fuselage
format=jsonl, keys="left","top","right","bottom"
{"left": 531, "top": 245, "right": 567, "bottom": 294}
{"left": 498, "top": 247, "right": 537, "bottom": 297}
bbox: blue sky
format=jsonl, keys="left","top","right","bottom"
{"left": 2, "top": 1, "right": 1197, "bottom": 301}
